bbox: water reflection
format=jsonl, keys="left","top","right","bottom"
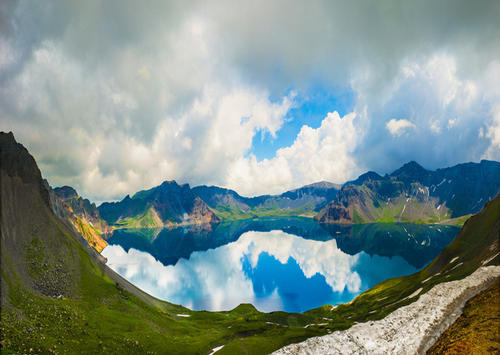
{"left": 106, "top": 217, "right": 459, "bottom": 268}
{"left": 103, "top": 220, "right": 458, "bottom": 312}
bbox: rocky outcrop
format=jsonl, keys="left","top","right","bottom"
{"left": 190, "top": 197, "right": 221, "bottom": 224}
{"left": 314, "top": 202, "right": 351, "bottom": 223}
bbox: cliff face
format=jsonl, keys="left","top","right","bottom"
{"left": 49, "top": 185, "right": 110, "bottom": 252}
{"left": 98, "top": 180, "right": 220, "bottom": 228}
{"left": 315, "top": 161, "right": 500, "bottom": 224}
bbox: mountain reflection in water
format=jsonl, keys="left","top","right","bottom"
{"left": 103, "top": 217, "right": 458, "bottom": 312}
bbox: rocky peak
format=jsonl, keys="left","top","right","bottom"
{"left": 391, "top": 161, "right": 427, "bottom": 177}
{"left": 54, "top": 186, "right": 78, "bottom": 200}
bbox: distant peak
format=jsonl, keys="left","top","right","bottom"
{"left": 350, "top": 171, "right": 382, "bottom": 185}
{"left": 160, "top": 180, "right": 178, "bottom": 186}
{"left": 391, "top": 161, "right": 427, "bottom": 176}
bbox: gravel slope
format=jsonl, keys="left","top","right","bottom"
{"left": 274, "top": 265, "right": 500, "bottom": 355}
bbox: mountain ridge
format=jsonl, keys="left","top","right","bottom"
{"left": 45, "top": 158, "right": 499, "bottom": 227}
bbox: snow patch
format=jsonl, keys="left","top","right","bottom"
{"left": 209, "top": 345, "right": 225, "bottom": 354}
{"left": 273, "top": 266, "right": 500, "bottom": 355}
{"left": 482, "top": 252, "right": 500, "bottom": 266}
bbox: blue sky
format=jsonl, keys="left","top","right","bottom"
{"left": 250, "top": 86, "right": 355, "bottom": 160}
{"left": 0, "top": 1, "right": 499, "bottom": 201}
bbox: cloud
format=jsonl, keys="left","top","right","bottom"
{"left": 226, "top": 111, "right": 360, "bottom": 196}
{"left": 386, "top": 119, "right": 416, "bottom": 136}
{"left": 354, "top": 54, "right": 498, "bottom": 173}
{"left": 1, "top": 1, "right": 499, "bottom": 200}
{"left": 102, "top": 230, "right": 416, "bottom": 311}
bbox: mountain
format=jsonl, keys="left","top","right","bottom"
{"left": 192, "top": 181, "right": 340, "bottom": 220}
{"left": 47, "top": 184, "right": 110, "bottom": 252}
{"left": 315, "top": 160, "right": 500, "bottom": 224}
{"left": 98, "top": 180, "right": 220, "bottom": 228}
{"left": 1, "top": 130, "right": 499, "bottom": 354}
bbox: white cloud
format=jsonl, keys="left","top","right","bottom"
{"left": 386, "top": 119, "right": 416, "bottom": 136}
{"left": 447, "top": 118, "right": 457, "bottom": 129}
{"left": 226, "top": 111, "right": 361, "bottom": 196}
{"left": 356, "top": 54, "right": 498, "bottom": 173}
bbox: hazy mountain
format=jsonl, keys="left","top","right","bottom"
{"left": 98, "top": 180, "right": 220, "bottom": 228}
{"left": 315, "top": 160, "right": 500, "bottom": 224}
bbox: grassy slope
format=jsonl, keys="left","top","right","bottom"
{"left": 427, "top": 280, "right": 500, "bottom": 354}
{"left": 212, "top": 205, "right": 317, "bottom": 220}
{"left": 1, "top": 159, "right": 498, "bottom": 354}
{"left": 350, "top": 195, "right": 451, "bottom": 224}
{"left": 115, "top": 207, "right": 164, "bottom": 229}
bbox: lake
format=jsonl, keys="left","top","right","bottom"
{"left": 102, "top": 217, "right": 458, "bottom": 313}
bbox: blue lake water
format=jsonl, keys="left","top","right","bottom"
{"left": 102, "top": 218, "right": 458, "bottom": 312}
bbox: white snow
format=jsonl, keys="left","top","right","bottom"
{"left": 176, "top": 314, "right": 191, "bottom": 317}
{"left": 482, "top": 252, "right": 500, "bottom": 265}
{"left": 208, "top": 345, "right": 225, "bottom": 354}
{"left": 273, "top": 265, "right": 500, "bottom": 355}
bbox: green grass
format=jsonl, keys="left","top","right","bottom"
{"left": 213, "top": 205, "right": 316, "bottom": 221}
{"left": 116, "top": 207, "right": 163, "bottom": 229}
{"left": 2, "top": 180, "right": 498, "bottom": 354}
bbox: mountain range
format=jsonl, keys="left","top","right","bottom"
{"left": 1, "top": 131, "right": 499, "bottom": 354}
{"left": 93, "top": 160, "right": 500, "bottom": 230}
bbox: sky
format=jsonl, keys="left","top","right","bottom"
{"left": 1, "top": 1, "right": 500, "bottom": 202}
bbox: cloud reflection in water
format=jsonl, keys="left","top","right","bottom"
{"left": 103, "top": 230, "right": 417, "bottom": 312}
